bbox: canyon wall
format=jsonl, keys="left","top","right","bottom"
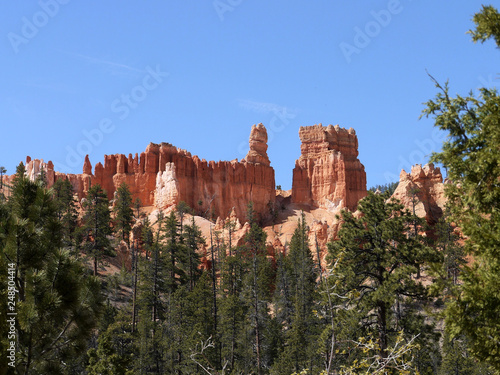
{"left": 150, "top": 124, "right": 275, "bottom": 222}
{"left": 17, "top": 123, "right": 371, "bottom": 224}
{"left": 24, "top": 124, "right": 275, "bottom": 223}
{"left": 292, "top": 124, "right": 367, "bottom": 211}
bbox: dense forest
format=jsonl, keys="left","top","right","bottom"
{"left": 1, "top": 5, "right": 500, "bottom": 375}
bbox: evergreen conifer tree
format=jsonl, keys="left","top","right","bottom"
{"left": 87, "top": 311, "right": 136, "bottom": 375}
{"left": 135, "top": 212, "right": 168, "bottom": 373}
{"left": 272, "top": 213, "right": 320, "bottom": 374}
{"left": 183, "top": 216, "right": 204, "bottom": 291}
{"left": 175, "top": 200, "right": 191, "bottom": 241}
{"left": 51, "top": 178, "right": 78, "bottom": 250}
{"left": 113, "top": 182, "right": 134, "bottom": 244}
{"left": 219, "top": 237, "right": 247, "bottom": 373}
{"left": 422, "top": 6, "right": 500, "bottom": 368}
{"left": 81, "top": 184, "right": 114, "bottom": 276}
{"left": 239, "top": 202, "right": 275, "bottom": 374}
{"left": 162, "top": 211, "right": 186, "bottom": 291}
{"left": 0, "top": 166, "right": 6, "bottom": 189}
{"left": 0, "top": 163, "right": 102, "bottom": 374}
{"left": 439, "top": 332, "right": 495, "bottom": 375}
{"left": 328, "top": 192, "right": 439, "bottom": 363}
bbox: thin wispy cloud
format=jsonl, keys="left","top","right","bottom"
{"left": 75, "top": 53, "right": 145, "bottom": 74}
{"left": 57, "top": 49, "right": 145, "bottom": 77}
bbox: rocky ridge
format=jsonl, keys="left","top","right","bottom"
{"left": 5, "top": 124, "right": 447, "bottom": 263}
{"left": 22, "top": 125, "right": 276, "bottom": 224}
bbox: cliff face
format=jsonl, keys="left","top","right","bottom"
{"left": 18, "top": 123, "right": 370, "bottom": 228}
{"left": 292, "top": 124, "right": 367, "bottom": 211}
{"left": 42, "top": 125, "right": 276, "bottom": 223}
{"left": 391, "top": 163, "right": 446, "bottom": 225}
{"left": 149, "top": 133, "right": 275, "bottom": 223}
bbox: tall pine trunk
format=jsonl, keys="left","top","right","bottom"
{"left": 377, "top": 301, "right": 388, "bottom": 358}
{"left": 253, "top": 254, "right": 262, "bottom": 375}
{"left": 210, "top": 227, "right": 220, "bottom": 370}
{"left": 132, "top": 242, "right": 138, "bottom": 333}
{"left": 377, "top": 263, "right": 388, "bottom": 358}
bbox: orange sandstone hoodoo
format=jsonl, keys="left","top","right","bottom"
{"left": 292, "top": 124, "right": 367, "bottom": 211}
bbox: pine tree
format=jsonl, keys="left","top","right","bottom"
{"left": 0, "top": 166, "right": 6, "bottom": 189}
{"left": 134, "top": 197, "right": 142, "bottom": 219}
{"left": 162, "top": 211, "right": 186, "bottom": 291}
{"left": 439, "top": 332, "right": 495, "bottom": 375}
{"left": 87, "top": 311, "right": 136, "bottom": 375}
{"left": 34, "top": 165, "right": 47, "bottom": 188}
{"left": 422, "top": 5, "right": 500, "bottom": 369}
{"left": 135, "top": 210, "right": 201, "bottom": 373}
{"left": 81, "top": 184, "right": 114, "bottom": 276}
{"left": 174, "top": 272, "right": 217, "bottom": 373}
{"left": 131, "top": 239, "right": 139, "bottom": 333}
{"left": 175, "top": 200, "right": 191, "bottom": 241}
{"left": 273, "top": 246, "right": 293, "bottom": 337}
{"left": 136, "top": 212, "right": 167, "bottom": 374}
{"left": 207, "top": 224, "right": 222, "bottom": 371}
{"left": 51, "top": 178, "right": 78, "bottom": 249}
{"left": 368, "top": 181, "right": 399, "bottom": 195}
{"left": 183, "top": 216, "right": 204, "bottom": 291}
{"left": 131, "top": 216, "right": 154, "bottom": 334}
{"left": 428, "top": 211, "right": 466, "bottom": 299}
{"left": 219, "top": 236, "right": 247, "bottom": 373}
{"left": 174, "top": 217, "right": 208, "bottom": 369}
{"left": 272, "top": 213, "right": 320, "bottom": 374}
{"left": 113, "top": 182, "right": 134, "bottom": 244}
{"left": 141, "top": 217, "right": 154, "bottom": 260}
{"left": 239, "top": 202, "right": 275, "bottom": 374}
{"left": 328, "top": 192, "right": 439, "bottom": 361}
{"left": 134, "top": 211, "right": 213, "bottom": 373}
{"left": 0, "top": 163, "right": 102, "bottom": 374}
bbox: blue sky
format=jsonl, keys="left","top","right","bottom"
{"left": 1, "top": 1, "right": 498, "bottom": 190}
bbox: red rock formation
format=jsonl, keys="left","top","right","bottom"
{"left": 11, "top": 123, "right": 375, "bottom": 265}
{"left": 17, "top": 123, "right": 370, "bottom": 233}
{"left": 243, "top": 123, "right": 270, "bottom": 166}
{"left": 150, "top": 134, "right": 276, "bottom": 223}
{"left": 83, "top": 155, "right": 92, "bottom": 175}
{"left": 43, "top": 125, "right": 276, "bottom": 224}
{"left": 292, "top": 124, "right": 367, "bottom": 211}
{"left": 21, "top": 158, "right": 90, "bottom": 207}
{"left": 24, "top": 157, "right": 56, "bottom": 187}
{"left": 391, "top": 163, "right": 446, "bottom": 225}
